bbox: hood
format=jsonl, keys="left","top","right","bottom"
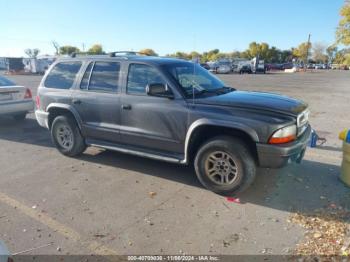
{"left": 194, "top": 91, "right": 308, "bottom": 116}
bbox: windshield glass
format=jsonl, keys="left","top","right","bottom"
{"left": 0, "top": 76, "right": 15, "bottom": 87}
{"left": 164, "top": 62, "right": 229, "bottom": 97}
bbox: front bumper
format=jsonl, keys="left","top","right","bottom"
{"left": 0, "top": 99, "right": 34, "bottom": 115}
{"left": 256, "top": 125, "right": 311, "bottom": 168}
{"left": 35, "top": 110, "right": 49, "bottom": 129}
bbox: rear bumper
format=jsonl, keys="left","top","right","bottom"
{"left": 256, "top": 125, "right": 311, "bottom": 168}
{"left": 0, "top": 99, "right": 34, "bottom": 115}
{"left": 35, "top": 110, "right": 49, "bottom": 129}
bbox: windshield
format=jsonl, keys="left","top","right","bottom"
{"left": 0, "top": 76, "right": 15, "bottom": 87}
{"left": 164, "top": 62, "right": 230, "bottom": 97}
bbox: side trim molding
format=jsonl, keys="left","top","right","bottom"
{"left": 87, "top": 141, "right": 183, "bottom": 164}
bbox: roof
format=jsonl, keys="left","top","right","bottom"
{"left": 56, "top": 54, "right": 189, "bottom": 65}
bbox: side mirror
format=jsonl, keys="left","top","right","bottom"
{"left": 146, "top": 83, "right": 174, "bottom": 99}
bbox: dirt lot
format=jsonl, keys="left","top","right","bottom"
{"left": 0, "top": 70, "right": 349, "bottom": 256}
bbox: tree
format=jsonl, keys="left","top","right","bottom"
{"left": 87, "top": 44, "right": 104, "bottom": 55}
{"left": 52, "top": 41, "right": 60, "bottom": 55}
{"left": 59, "top": 45, "right": 80, "bottom": 55}
{"left": 292, "top": 42, "right": 312, "bottom": 62}
{"left": 24, "top": 48, "right": 40, "bottom": 58}
{"left": 333, "top": 48, "right": 350, "bottom": 65}
{"left": 139, "top": 48, "right": 158, "bottom": 56}
{"left": 326, "top": 45, "right": 338, "bottom": 64}
{"left": 336, "top": 0, "right": 350, "bottom": 45}
{"left": 312, "top": 42, "right": 328, "bottom": 63}
{"left": 281, "top": 50, "right": 293, "bottom": 62}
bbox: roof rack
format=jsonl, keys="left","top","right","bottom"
{"left": 108, "top": 51, "right": 150, "bottom": 57}
{"left": 68, "top": 51, "right": 151, "bottom": 59}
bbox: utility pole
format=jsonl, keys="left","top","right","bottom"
{"left": 305, "top": 33, "right": 311, "bottom": 66}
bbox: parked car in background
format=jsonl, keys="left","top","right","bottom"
{"left": 200, "top": 63, "right": 210, "bottom": 70}
{"left": 266, "top": 63, "right": 283, "bottom": 71}
{"left": 215, "top": 60, "right": 232, "bottom": 74}
{"left": 282, "top": 63, "right": 294, "bottom": 70}
{"left": 238, "top": 64, "right": 252, "bottom": 74}
{"left": 0, "top": 76, "right": 34, "bottom": 120}
{"left": 216, "top": 64, "right": 231, "bottom": 74}
{"left": 315, "top": 64, "right": 326, "bottom": 69}
{"left": 307, "top": 64, "right": 316, "bottom": 69}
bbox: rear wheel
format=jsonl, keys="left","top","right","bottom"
{"left": 13, "top": 113, "right": 26, "bottom": 121}
{"left": 51, "top": 115, "right": 86, "bottom": 157}
{"left": 194, "top": 136, "right": 256, "bottom": 196}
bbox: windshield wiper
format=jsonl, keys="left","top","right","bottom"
{"left": 215, "top": 86, "right": 236, "bottom": 94}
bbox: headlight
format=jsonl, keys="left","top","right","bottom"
{"left": 268, "top": 125, "right": 297, "bottom": 144}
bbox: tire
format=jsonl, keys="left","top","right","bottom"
{"left": 194, "top": 136, "right": 256, "bottom": 196}
{"left": 51, "top": 115, "right": 86, "bottom": 157}
{"left": 13, "top": 113, "right": 26, "bottom": 121}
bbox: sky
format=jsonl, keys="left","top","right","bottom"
{"left": 0, "top": 0, "right": 345, "bottom": 57}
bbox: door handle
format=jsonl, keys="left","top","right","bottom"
{"left": 73, "top": 99, "right": 82, "bottom": 105}
{"left": 122, "top": 104, "right": 132, "bottom": 110}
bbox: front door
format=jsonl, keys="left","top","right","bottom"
{"left": 72, "top": 61, "right": 121, "bottom": 143}
{"left": 120, "top": 63, "right": 188, "bottom": 155}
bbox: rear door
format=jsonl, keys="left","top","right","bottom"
{"left": 72, "top": 61, "right": 121, "bottom": 143}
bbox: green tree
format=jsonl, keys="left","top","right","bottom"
{"left": 88, "top": 44, "right": 104, "bottom": 55}
{"left": 326, "top": 45, "right": 338, "bottom": 63}
{"left": 59, "top": 45, "right": 80, "bottom": 55}
{"left": 24, "top": 48, "right": 40, "bottom": 58}
{"left": 189, "top": 51, "right": 201, "bottom": 60}
{"left": 336, "top": 1, "right": 350, "bottom": 45}
{"left": 139, "top": 48, "right": 158, "bottom": 56}
{"left": 281, "top": 50, "right": 293, "bottom": 62}
{"left": 292, "top": 42, "right": 312, "bottom": 62}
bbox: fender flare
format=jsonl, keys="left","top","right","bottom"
{"left": 46, "top": 103, "right": 83, "bottom": 130}
{"left": 182, "top": 118, "right": 259, "bottom": 164}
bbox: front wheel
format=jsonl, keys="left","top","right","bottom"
{"left": 194, "top": 136, "right": 256, "bottom": 196}
{"left": 51, "top": 115, "right": 86, "bottom": 157}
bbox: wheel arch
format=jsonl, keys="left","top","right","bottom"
{"left": 183, "top": 119, "right": 259, "bottom": 164}
{"left": 47, "top": 103, "right": 82, "bottom": 130}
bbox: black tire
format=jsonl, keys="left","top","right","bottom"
{"left": 194, "top": 136, "right": 256, "bottom": 196}
{"left": 51, "top": 115, "right": 86, "bottom": 157}
{"left": 13, "top": 113, "right": 26, "bottom": 121}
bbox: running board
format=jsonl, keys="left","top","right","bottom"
{"left": 86, "top": 140, "right": 185, "bottom": 164}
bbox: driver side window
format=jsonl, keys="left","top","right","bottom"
{"left": 127, "top": 64, "right": 166, "bottom": 95}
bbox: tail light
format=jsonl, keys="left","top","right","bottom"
{"left": 24, "top": 88, "right": 32, "bottom": 99}
{"left": 35, "top": 95, "right": 40, "bottom": 109}
{"left": 268, "top": 125, "right": 297, "bottom": 144}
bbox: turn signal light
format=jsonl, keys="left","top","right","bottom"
{"left": 24, "top": 88, "right": 32, "bottom": 99}
{"left": 268, "top": 125, "right": 297, "bottom": 144}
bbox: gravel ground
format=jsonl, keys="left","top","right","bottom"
{"left": 0, "top": 70, "right": 349, "bottom": 257}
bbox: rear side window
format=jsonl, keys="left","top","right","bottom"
{"left": 80, "top": 62, "right": 120, "bottom": 92}
{"left": 127, "top": 64, "right": 165, "bottom": 94}
{"left": 44, "top": 62, "right": 82, "bottom": 89}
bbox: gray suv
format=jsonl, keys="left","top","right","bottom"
{"left": 35, "top": 54, "right": 311, "bottom": 195}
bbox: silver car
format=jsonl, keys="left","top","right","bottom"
{"left": 0, "top": 75, "right": 34, "bottom": 120}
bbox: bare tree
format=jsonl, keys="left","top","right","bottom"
{"left": 52, "top": 41, "right": 60, "bottom": 55}
{"left": 24, "top": 48, "right": 40, "bottom": 59}
{"left": 312, "top": 42, "right": 328, "bottom": 63}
